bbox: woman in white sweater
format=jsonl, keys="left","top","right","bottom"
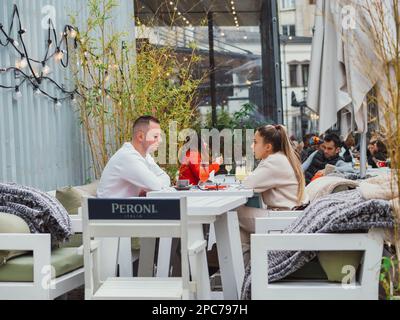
{"left": 239, "top": 124, "right": 306, "bottom": 264}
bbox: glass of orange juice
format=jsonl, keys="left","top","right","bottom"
{"left": 199, "top": 165, "right": 209, "bottom": 183}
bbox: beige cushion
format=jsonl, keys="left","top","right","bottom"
{"left": 318, "top": 251, "right": 363, "bottom": 283}
{"left": 55, "top": 187, "right": 82, "bottom": 215}
{"left": 55, "top": 181, "right": 99, "bottom": 215}
{"left": 0, "top": 213, "right": 31, "bottom": 266}
{"left": 59, "top": 234, "right": 82, "bottom": 249}
{"left": 73, "top": 181, "right": 99, "bottom": 198}
{"left": 286, "top": 258, "right": 328, "bottom": 280}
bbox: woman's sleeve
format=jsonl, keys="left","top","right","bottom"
{"left": 243, "top": 159, "right": 283, "bottom": 192}
{"left": 188, "top": 151, "right": 202, "bottom": 179}
{"left": 209, "top": 163, "right": 221, "bottom": 174}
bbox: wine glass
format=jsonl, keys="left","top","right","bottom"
{"left": 225, "top": 158, "right": 233, "bottom": 176}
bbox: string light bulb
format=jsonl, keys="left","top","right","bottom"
{"left": 55, "top": 48, "right": 64, "bottom": 62}
{"left": 11, "top": 39, "right": 19, "bottom": 47}
{"left": 69, "top": 28, "right": 77, "bottom": 39}
{"left": 33, "top": 86, "right": 41, "bottom": 97}
{"left": 54, "top": 99, "right": 62, "bottom": 108}
{"left": 71, "top": 94, "right": 77, "bottom": 104}
{"left": 19, "top": 55, "right": 28, "bottom": 69}
{"left": 104, "top": 71, "right": 110, "bottom": 82}
{"left": 13, "top": 87, "right": 22, "bottom": 100}
{"left": 42, "top": 62, "right": 51, "bottom": 76}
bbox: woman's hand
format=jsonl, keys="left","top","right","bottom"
{"left": 215, "top": 156, "right": 224, "bottom": 165}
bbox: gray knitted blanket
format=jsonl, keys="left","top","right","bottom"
{"left": 0, "top": 183, "right": 72, "bottom": 243}
{"left": 241, "top": 189, "right": 395, "bottom": 300}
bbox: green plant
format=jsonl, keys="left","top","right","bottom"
{"left": 381, "top": 255, "right": 400, "bottom": 299}
{"left": 70, "top": 0, "right": 205, "bottom": 178}
{"left": 205, "top": 103, "right": 268, "bottom": 130}
{"left": 232, "top": 103, "right": 269, "bottom": 129}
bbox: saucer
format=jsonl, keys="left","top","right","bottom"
{"left": 174, "top": 186, "right": 192, "bottom": 191}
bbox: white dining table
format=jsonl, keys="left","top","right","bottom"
{"left": 146, "top": 188, "right": 254, "bottom": 300}
{"left": 147, "top": 186, "right": 254, "bottom": 199}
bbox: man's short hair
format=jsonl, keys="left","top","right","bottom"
{"left": 132, "top": 115, "right": 160, "bottom": 136}
{"left": 324, "top": 133, "right": 341, "bottom": 148}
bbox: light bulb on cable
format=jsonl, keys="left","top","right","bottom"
{"left": 33, "top": 86, "right": 41, "bottom": 97}
{"left": 55, "top": 48, "right": 64, "bottom": 62}
{"left": 42, "top": 63, "right": 51, "bottom": 76}
{"left": 104, "top": 71, "right": 110, "bottom": 83}
{"left": 13, "top": 87, "right": 22, "bottom": 100}
{"left": 19, "top": 55, "right": 28, "bottom": 69}
{"left": 54, "top": 99, "right": 62, "bottom": 108}
{"left": 69, "top": 28, "right": 77, "bottom": 39}
{"left": 71, "top": 94, "right": 77, "bottom": 105}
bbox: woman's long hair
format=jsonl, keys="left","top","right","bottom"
{"left": 257, "top": 125, "right": 305, "bottom": 205}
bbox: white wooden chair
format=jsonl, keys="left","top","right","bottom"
{"left": 251, "top": 216, "right": 385, "bottom": 300}
{"left": 0, "top": 196, "right": 84, "bottom": 300}
{"left": 82, "top": 197, "right": 206, "bottom": 300}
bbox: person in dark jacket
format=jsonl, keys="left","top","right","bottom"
{"left": 341, "top": 134, "right": 356, "bottom": 163}
{"left": 367, "top": 139, "right": 387, "bottom": 168}
{"left": 305, "top": 133, "right": 343, "bottom": 184}
{"left": 301, "top": 135, "right": 323, "bottom": 163}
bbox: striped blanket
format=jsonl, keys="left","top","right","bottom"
{"left": 0, "top": 183, "right": 71, "bottom": 243}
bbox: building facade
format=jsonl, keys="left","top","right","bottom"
{"left": 279, "top": 0, "right": 319, "bottom": 138}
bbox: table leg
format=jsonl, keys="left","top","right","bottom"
{"left": 138, "top": 238, "right": 156, "bottom": 277}
{"left": 156, "top": 238, "right": 173, "bottom": 277}
{"left": 214, "top": 211, "right": 245, "bottom": 300}
{"left": 118, "top": 238, "right": 133, "bottom": 277}
{"left": 208, "top": 223, "right": 216, "bottom": 251}
{"left": 97, "top": 237, "right": 118, "bottom": 281}
{"left": 188, "top": 224, "right": 211, "bottom": 300}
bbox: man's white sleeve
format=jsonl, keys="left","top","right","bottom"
{"left": 147, "top": 155, "right": 171, "bottom": 188}
{"left": 122, "top": 157, "right": 166, "bottom": 191}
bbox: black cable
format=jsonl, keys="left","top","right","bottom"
{"left": 0, "top": 4, "right": 80, "bottom": 104}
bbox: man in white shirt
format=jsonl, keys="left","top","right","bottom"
{"left": 96, "top": 116, "right": 170, "bottom": 279}
{"left": 97, "top": 116, "right": 171, "bottom": 198}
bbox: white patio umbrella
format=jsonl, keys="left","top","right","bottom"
{"left": 307, "top": 0, "right": 395, "bottom": 176}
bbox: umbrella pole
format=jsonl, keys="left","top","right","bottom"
{"left": 360, "top": 132, "right": 368, "bottom": 178}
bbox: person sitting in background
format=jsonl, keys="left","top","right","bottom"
{"left": 304, "top": 133, "right": 343, "bottom": 185}
{"left": 368, "top": 139, "right": 387, "bottom": 168}
{"left": 340, "top": 134, "right": 356, "bottom": 163}
{"left": 179, "top": 133, "right": 223, "bottom": 185}
{"left": 237, "top": 125, "right": 306, "bottom": 265}
{"left": 97, "top": 115, "right": 171, "bottom": 198}
{"left": 290, "top": 135, "right": 303, "bottom": 158}
{"left": 301, "top": 133, "right": 315, "bottom": 162}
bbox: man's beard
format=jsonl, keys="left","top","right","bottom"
{"left": 146, "top": 143, "right": 159, "bottom": 155}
